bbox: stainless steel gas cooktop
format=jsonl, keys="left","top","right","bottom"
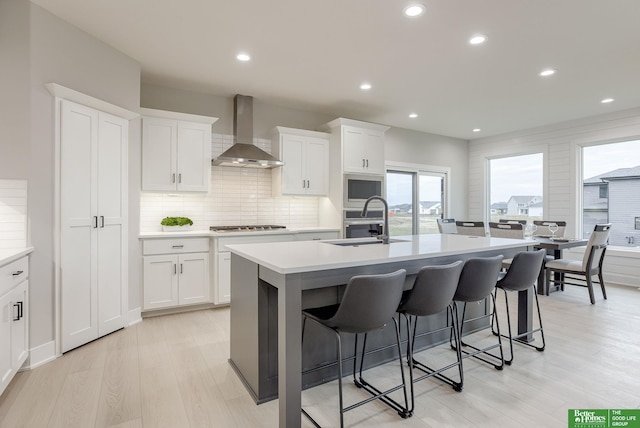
{"left": 209, "top": 225, "right": 287, "bottom": 233}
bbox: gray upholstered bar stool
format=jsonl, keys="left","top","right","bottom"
{"left": 492, "top": 249, "right": 546, "bottom": 365}
{"left": 397, "top": 261, "right": 464, "bottom": 413}
{"left": 301, "top": 269, "right": 409, "bottom": 427}
{"left": 452, "top": 255, "right": 505, "bottom": 370}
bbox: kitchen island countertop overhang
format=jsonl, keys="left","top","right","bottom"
{"left": 225, "top": 234, "right": 535, "bottom": 274}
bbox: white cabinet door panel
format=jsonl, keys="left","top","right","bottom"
{"left": 0, "top": 291, "right": 13, "bottom": 393}
{"left": 142, "top": 117, "right": 177, "bottom": 191}
{"left": 304, "top": 138, "right": 328, "bottom": 195}
{"left": 10, "top": 281, "right": 28, "bottom": 369}
{"left": 281, "top": 135, "right": 305, "bottom": 194}
{"left": 143, "top": 255, "right": 178, "bottom": 310}
{"left": 216, "top": 252, "right": 231, "bottom": 305}
{"left": 176, "top": 122, "right": 210, "bottom": 191}
{"left": 178, "top": 253, "right": 210, "bottom": 305}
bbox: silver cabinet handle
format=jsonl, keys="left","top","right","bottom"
{"left": 172, "top": 173, "right": 176, "bottom": 183}
{"left": 178, "top": 173, "right": 182, "bottom": 183}
{"left": 306, "top": 180, "right": 310, "bottom": 188}
{"left": 100, "top": 216, "right": 105, "bottom": 228}
{"left": 174, "top": 264, "right": 177, "bottom": 275}
{"left": 93, "top": 216, "right": 98, "bottom": 228}
{"left": 362, "top": 158, "right": 365, "bottom": 167}
{"left": 302, "top": 179, "right": 306, "bottom": 189}
{"left": 180, "top": 263, "right": 183, "bottom": 274}
{"left": 366, "top": 159, "right": 369, "bottom": 168}
{"left": 172, "top": 245, "right": 184, "bottom": 249}
{"left": 12, "top": 270, "right": 24, "bottom": 276}
{"left": 13, "top": 301, "right": 23, "bottom": 321}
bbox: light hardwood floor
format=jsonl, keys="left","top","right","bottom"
{"left": 1, "top": 284, "right": 639, "bottom": 427}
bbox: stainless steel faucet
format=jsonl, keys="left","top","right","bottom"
{"left": 361, "top": 195, "right": 389, "bottom": 244}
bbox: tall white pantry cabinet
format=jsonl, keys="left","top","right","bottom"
{"left": 58, "top": 98, "right": 130, "bottom": 353}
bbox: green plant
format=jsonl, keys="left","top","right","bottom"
{"left": 160, "top": 216, "right": 193, "bottom": 227}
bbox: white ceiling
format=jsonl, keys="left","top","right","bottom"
{"left": 32, "top": 0, "right": 640, "bottom": 140}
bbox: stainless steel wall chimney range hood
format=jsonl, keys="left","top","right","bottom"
{"left": 212, "top": 95, "right": 284, "bottom": 168}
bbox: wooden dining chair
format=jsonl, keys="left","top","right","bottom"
{"left": 489, "top": 222, "right": 525, "bottom": 239}
{"left": 544, "top": 224, "right": 611, "bottom": 304}
{"left": 455, "top": 221, "right": 486, "bottom": 236}
{"left": 437, "top": 218, "right": 458, "bottom": 234}
{"left": 498, "top": 219, "right": 528, "bottom": 225}
{"left": 533, "top": 220, "right": 567, "bottom": 238}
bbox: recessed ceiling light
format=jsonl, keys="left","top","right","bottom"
{"left": 360, "top": 82, "right": 372, "bottom": 90}
{"left": 409, "top": 113, "right": 418, "bottom": 118}
{"left": 601, "top": 98, "right": 614, "bottom": 104}
{"left": 403, "top": 4, "right": 425, "bottom": 17}
{"left": 539, "top": 68, "right": 556, "bottom": 77}
{"left": 472, "top": 128, "right": 481, "bottom": 132}
{"left": 236, "top": 53, "right": 251, "bottom": 61}
{"left": 469, "top": 35, "right": 487, "bottom": 45}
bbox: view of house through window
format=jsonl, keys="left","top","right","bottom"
{"left": 489, "top": 153, "right": 543, "bottom": 227}
{"left": 582, "top": 140, "right": 640, "bottom": 245}
{"left": 386, "top": 169, "right": 446, "bottom": 236}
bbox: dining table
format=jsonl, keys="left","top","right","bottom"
{"left": 532, "top": 236, "right": 589, "bottom": 294}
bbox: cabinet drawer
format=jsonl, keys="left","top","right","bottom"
{"left": 296, "top": 232, "right": 339, "bottom": 241}
{"left": 143, "top": 238, "right": 210, "bottom": 255}
{"left": 0, "top": 257, "right": 29, "bottom": 297}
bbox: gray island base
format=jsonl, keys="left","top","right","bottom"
{"left": 226, "top": 234, "right": 534, "bottom": 428}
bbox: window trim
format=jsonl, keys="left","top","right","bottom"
{"left": 386, "top": 161, "right": 451, "bottom": 235}
{"left": 485, "top": 151, "right": 545, "bottom": 225}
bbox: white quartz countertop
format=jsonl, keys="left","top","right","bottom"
{"left": 226, "top": 234, "right": 534, "bottom": 274}
{"left": 0, "top": 247, "right": 34, "bottom": 267}
{"left": 139, "top": 227, "right": 339, "bottom": 239}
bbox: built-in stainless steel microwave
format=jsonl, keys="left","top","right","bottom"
{"left": 343, "top": 174, "right": 385, "bottom": 209}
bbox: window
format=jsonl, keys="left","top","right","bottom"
{"left": 386, "top": 165, "right": 448, "bottom": 236}
{"left": 582, "top": 139, "right": 640, "bottom": 245}
{"left": 488, "top": 153, "right": 543, "bottom": 225}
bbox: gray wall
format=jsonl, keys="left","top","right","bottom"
{"left": 28, "top": 4, "right": 141, "bottom": 348}
{"left": 0, "top": 0, "right": 30, "bottom": 179}
{"left": 140, "top": 83, "right": 336, "bottom": 138}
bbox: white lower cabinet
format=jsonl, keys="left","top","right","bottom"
{"left": 142, "top": 237, "right": 210, "bottom": 311}
{"left": 1, "top": 255, "right": 29, "bottom": 396}
{"left": 212, "top": 231, "right": 339, "bottom": 305}
{"left": 216, "top": 252, "right": 231, "bottom": 305}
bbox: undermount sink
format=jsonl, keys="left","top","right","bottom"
{"left": 327, "top": 238, "right": 410, "bottom": 246}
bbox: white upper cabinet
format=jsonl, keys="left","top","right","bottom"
{"left": 322, "top": 118, "right": 390, "bottom": 176}
{"left": 141, "top": 108, "right": 218, "bottom": 192}
{"left": 341, "top": 125, "right": 386, "bottom": 174}
{"left": 272, "top": 127, "right": 330, "bottom": 196}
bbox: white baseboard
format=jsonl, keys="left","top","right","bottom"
{"left": 128, "top": 307, "right": 142, "bottom": 327}
{"left": 25, "top": 340, "right": 57, "bottom": 370}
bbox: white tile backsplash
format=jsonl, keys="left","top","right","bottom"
{"left": 0, "top": 179, "right": 28, "bottom": 249}
{"left": 140, "top": 135, "right": 321, "bottom": 232}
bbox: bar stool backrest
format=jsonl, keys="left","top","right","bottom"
{"left": 581, "top": 224, "right": 612, "bottom": 271}
{"left": 455, "top": 221, "right": 486, "bottom": 236}
{"left": 496, "top": 249, "right": 546, "bottom": 292}
{"left": 489, "top": 222, "right": 525, "bottom": 239}
{"left": 454, "top": 255, "right": 504, "bottom": 302}
{"left": 327, "top": 269, "right": 407, "bottom": 333}
{"left": 533, "top": 220, "right": 567, "bottom": 237}
{"left": 398, "top": 261, "right": 464, "bottom": 316}
{"left": 437, "top": 218, "right": 458, "bottom": 234}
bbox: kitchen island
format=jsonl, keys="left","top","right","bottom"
{"left": 226, "top": 234, "right": 534, "bottom": 428}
